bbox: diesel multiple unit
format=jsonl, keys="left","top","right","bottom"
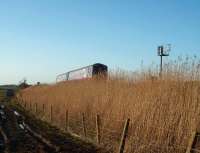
{"left": 56, "top": 63, "right": 108, "bottom": 82}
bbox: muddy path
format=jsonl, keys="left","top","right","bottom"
{"left": 0, "top": 100, "right": 105, "bottom": 153}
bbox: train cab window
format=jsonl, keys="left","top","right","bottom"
{"left": 92, "top": 63, "right": 108, "bottom": 76}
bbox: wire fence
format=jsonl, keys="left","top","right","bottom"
{"left": 17, "top": 98, "right": 200, "bottom": 153}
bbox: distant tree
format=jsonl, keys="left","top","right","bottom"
{"left": 18, "top": 78, "right": 31, "bottom": 89}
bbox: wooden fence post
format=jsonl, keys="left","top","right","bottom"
{"left": 42, "top": 104, "right": 45, "bottom": 114}
{"left": 30, "top": 102, "right": 32, "bottom": 111}
{"left": 50, "top": 105, "right": 53, "bottom": 122}
{"left": 65, "top": 110, "right": 69, "bottom": 131}
{"left": 186, "top": 130, "right": 197, "bottom": 153}
{"left": 96, "top": 114, "right": 101, "bottom": 144}
{"left": 35, "top": 103, "right": 38, "bottom": 113}
{"left": 82, "top": 113, "right": 87, "bottom": 137}
{"left": 118, "top": 118, "right": 130, "bottom": 153}
{"left": 22, "top": 100, "right": 24, "bottom": 107}
{"left": 21, "top": 99, "right": 23, "bottom": 105}
{"left": 24, "top": 101, "right": 27, "bottom": 108}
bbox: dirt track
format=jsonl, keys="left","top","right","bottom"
{"left": 0, "top": 100, "right": 104, "bottom": 153}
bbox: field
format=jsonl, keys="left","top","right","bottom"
{"left": 18, "top": 57, "right": 200, "bottom": 153}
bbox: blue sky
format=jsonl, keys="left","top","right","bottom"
{"left": 0, "top": 0, "right": 200, "bottom": 84}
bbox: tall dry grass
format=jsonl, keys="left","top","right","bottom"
{"left": 18, "top": 56, "right": 200, "bottom": 153}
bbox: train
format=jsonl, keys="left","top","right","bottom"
{"left": 56, "top": 63, "right": 108, "bottom": 82}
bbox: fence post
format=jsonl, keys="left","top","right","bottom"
{"left": 21, "top": 99, "right": 23, "bottom": 105}
{"left": 24, "top": 101, "right": 27, "bottom": 108}
{"left": 42, "top": 104, "right": 45, "bottom": 114}
{"left": 82, "top": 113, "right": 86, "bottom": 137}
{"left": 96, "top": 114, "right": 101, "bottom": 144}
{"left": 29, "top": 102, "right": 32, "bottom": 111}
{"left": 22, "top": 100, "right": 24, "bottom": 107}
{"left": 118, "top": 118, "right": 130, "bottom": 153}
{"left": 50, "top": 105, "right": 53, "bottom": 122}
{"left": 186, "top": 130, "right": 197, "bottom": 153}
{"left": 65, "top": 110, "right": 69, "bottom": 131}
{"left": 35, "top": 103, "right": 38, "bottom": 113}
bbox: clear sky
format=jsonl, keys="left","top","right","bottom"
{"left": 0, "top": 0, "right": 200, "bottom": 84}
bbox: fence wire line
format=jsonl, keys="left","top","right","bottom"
{"left": 129, "top": 123, "right": 192, "bottom": 136}
{"left": 191, "top": 148, "right": 200, "bottom": 153}
{"left": 22, "top": 101, "right": 193, "bottom": 136}
{"left": 129, "top": 140, "right": 187, "bottom": 151}
{"left": 102, "top": 117, "right": 192, "bottom": 134}
{"left": 19, "top": 100, "right": 200, "bottom": 153}
{"left": 24, "top": 101, "right": 193, "bottom": 135}
{"left": 101, "top": 127, "right": 121, "bottom": 134}
{"left": 21, "top": 101, "right": 194, "bottom": 137}
{"left": 128, "top": 134, "right": 190, "bottom": 149}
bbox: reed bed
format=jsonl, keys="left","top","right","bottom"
{"left": 18, "top": 57, "right": 200, "bottom": 153}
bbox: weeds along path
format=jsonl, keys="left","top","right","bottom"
{"left": 0, "top": 100, "right": 104, "bottom": 153}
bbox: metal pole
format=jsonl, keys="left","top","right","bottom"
{"left": 160, "top": 55, "right": 163, "bottom": 77}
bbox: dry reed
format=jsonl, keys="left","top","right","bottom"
{"left": 18, "top": 56, "right": 200, "bottom": 153}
